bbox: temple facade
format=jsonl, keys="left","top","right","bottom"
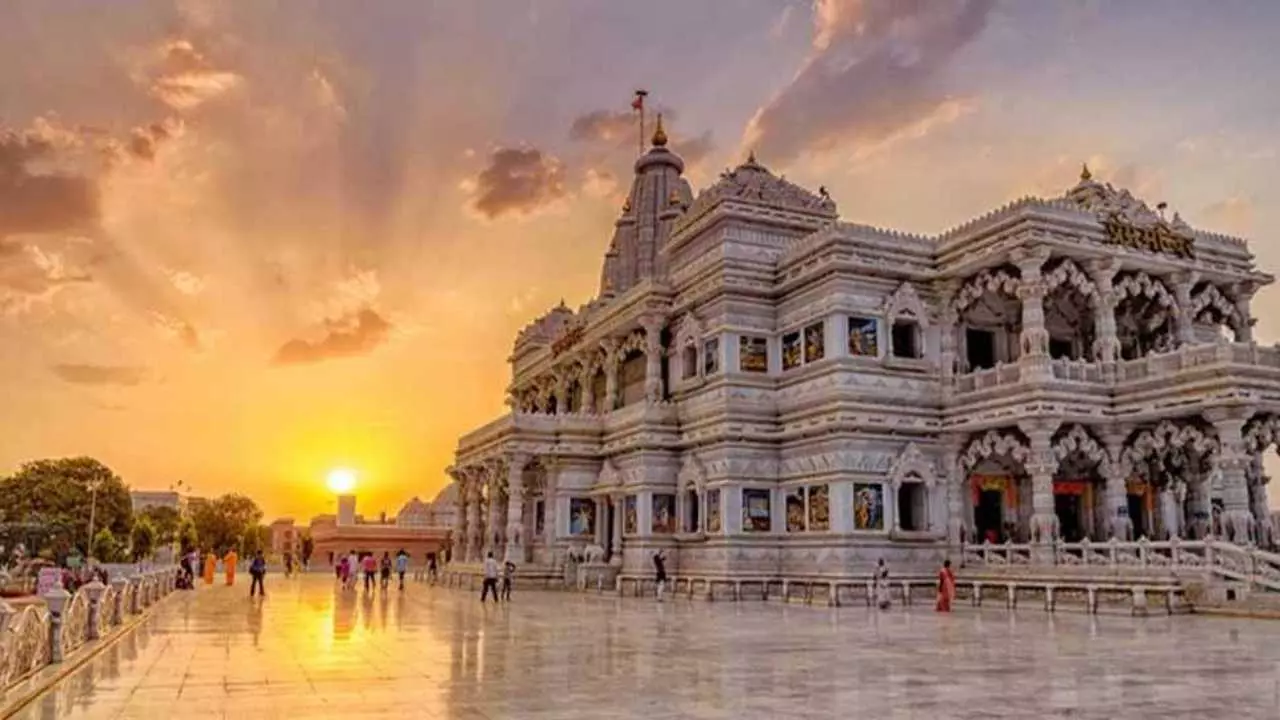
{"left": 449, "top": 118, "right": 1280, "bottom": 583}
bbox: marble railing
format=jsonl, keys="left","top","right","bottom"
{"left": 0, "top": 567, "right": 179, "bottom": 699}
{"left": 951, "top": 341, "right": 1280, "bottom": 396}
{"left": 961, "top": 537, "right": 1280, "bottom": 593}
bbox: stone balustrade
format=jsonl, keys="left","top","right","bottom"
{"left": 961, "top": 537, "right": 1280, "bottom": 593}
{"left": 950, "top": 341, "right": 1280, "bottom": 397}
{"left": 0, "top": 567, "right": 179, "bottom": 698}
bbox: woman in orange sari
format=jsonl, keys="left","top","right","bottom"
{"left": 936, "top": 559, "right": 956, "bottom": 612}
{"left": 224, "top": 549, "right": 238, "bottom": 586}
{"left": 203, "top": 551, "right": 217, "bottom": 585}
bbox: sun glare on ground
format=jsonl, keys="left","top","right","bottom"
{"left": 326, "top": 467, "right": 357, "bottom": 494}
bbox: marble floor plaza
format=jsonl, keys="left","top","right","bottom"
{"left": 9, "top": 576, "right": 1280, "bottom": 719}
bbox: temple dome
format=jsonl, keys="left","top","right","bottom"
{"left": 675, "top": 153, "right": 837, "bottom": 232}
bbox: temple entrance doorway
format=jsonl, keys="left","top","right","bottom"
{"left": 603, "top": 501, "right": 616, "bottom": 562}
{"left": 1127, "top": 481, "right": 1151, "bottom": 539}
{"left": 975, "top": 489, "right": 1003, "bottom": 543}
{"left": 1053, "top": 480, "right": 1090, "bottom": 542}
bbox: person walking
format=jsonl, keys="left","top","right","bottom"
{"left": 224, "top": 548, "right": 238, "bottom": 586}
{"left": 249, "top": 550, "right": 267, "bottom": 598}
{"left": 284, "top": 551, "right": 294, "bottom": 578}
{"left": 874, "top": 558, "right": 891, "bottom": 610}
{"left": 203, "top": 550, "right": 217, "bottom": 585}
{"left": 427, "top": 554, "right": 439, "bottom": 584}
{"left": 480, "top": 552, "right": 499, "bottom": 603}
{"left": 362, "top": 553, "right": 377, "bottom": 593}
{"left": 653, "top": 550, "right": 667, "bottom": 602}
{"left": 379, "top": 552, "right": 392, "bottom": 591}
{"left": 501, "top": 559, "right": 516, "bottom": 601}
{"left": 346, "top": 551, "right": 359, "bottom": 591}
{"left": 338, "top": 555, "right": 350, "bottom": 588}
{"left": 395, "top": 549, "right": 409, "bottom": 590}
{"left": 935, "top": 559, "right": 956, "bottom": 613}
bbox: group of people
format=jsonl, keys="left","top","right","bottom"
{"left": 179, "top": 548, "right": 270, "bottom": 597}
{"left": 336, "top": 550, "right": 414, "bottom": 593}
{"left": 871, "top": 558, "right": 956, "bottom": 612}
{"left": 480, "top": 551, "right": 516, "bottom": 603}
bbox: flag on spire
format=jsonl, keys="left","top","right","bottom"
{"left": 632, "top": 89, "right": 649, "bottom": 155}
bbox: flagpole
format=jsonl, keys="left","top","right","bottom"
{"left": 633, "top": 89, "right": 648, "bottom": 156}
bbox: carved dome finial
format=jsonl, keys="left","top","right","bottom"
{"left": 747, "top": 149, "right": 758, "bottom": 165}
{"left": 1080, "top": 163, "right": 1092, "bottom": 182}
{"left": 651, "top": 113, "right": 668, "bottom": 148}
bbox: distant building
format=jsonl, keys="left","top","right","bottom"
{"left": 270, "top": 494, "right": 451, "bottom": 566}
{"left": 130, "top": 490, "right": 184, "bottom": 514}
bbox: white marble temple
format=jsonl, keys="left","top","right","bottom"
{"left": 9, "top": 574, "right": 1280, "bottom": 719}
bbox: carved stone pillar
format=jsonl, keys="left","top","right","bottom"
{"left": 610, "top": 495, "right": 623, "bottom": 567}
{"left": 939, "top": 300, "right": 959, "bottom": 400}
{"left": 1101, "top": 428, "right": 1134, "bottom": 541}
{"left": 1020, "top": 419, "right": 1060, "bottom": 545}
{"left": 552, "top": 375, "right": 569, "bottom": 414}
{"left": 941, "top": 433, "right": 967, "bottom": 545}
{"left": 1249, "top": 457, "right": 1273, "bottom": 547}
{"left": 1088, "top": 259, "right": 1120, "bottom": 364}
{"left": 505, "top": 453, "right": 528, "bottom": 564}
{"left": 601, "top": 339, "right": 620, "bottom": 412}
{"left": 579, "top": 362, "right": 596, "bottom": 414}
{"left": 451, "top": 468, "right": 469, "bottom": 563}
{"left": 466, "top": 474, "right": 483, "bottom": 562}
{"left": 594, "top": 497, "right": 607, "bottom": 548}
{"left": 486, "top": 462, "right": 507, "bottom": 559}
{"left": 1232, "top": 281, "right": 1257, "bottom": 344}
{"left": 1208, "top": 408, "right": 1254, "bottom": 543}
{"left": 641, "top": 316, "right": 666, "bottom": 403}
{"left": 1173, "top": 271, "right": 1199, "bottom": 347}
{"left": 1014, "top": 247, "right": 1052, "bottom": 381}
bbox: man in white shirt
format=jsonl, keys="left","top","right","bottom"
{"left": 481, "top": 552, "right": 500, "bottom": 603}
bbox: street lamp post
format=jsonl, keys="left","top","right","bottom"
{"left": 86, "top": 480, "right": 100, "bottom": 563}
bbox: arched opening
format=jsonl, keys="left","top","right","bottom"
{"left": 962, "top": 430, "right": 1030, "bottom": 543}
{"left": 618, "top": 349, "right": 646, "bottom": 406}
{"left": 1042, "top": 259, "right": 1098, "bottom": 360}
{"left": 1190, "top": 283, "right": 1243, "bottom": 344}
{"left": 590, "top": 367, "right": 607, "bottom": 413}
{"left": 954, "top": 266, "right": 1021, "bottom": 372}
{"left": 684, "top": 488, "right": 700, "bottom": 533}
{"left": 681, "top": 342, "right": 698, "bottom": 380}
{"left": 1123, "top": 419, "right": 1218, "bottom": 540}
{"left": 1114, "top": 272, "right": 1177, "bottom": 360}
{"left": 1050, "top": 425, "right": 1109, "bottom": 542}
{"left": 896, "top": 479, "right": 927, "bottom": 531}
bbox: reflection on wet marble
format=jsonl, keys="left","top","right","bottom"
{"left": 10, "top": 574, "right": 1280, "bottom": 719}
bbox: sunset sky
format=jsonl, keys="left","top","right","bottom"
{"left": 3, "top": 0, "right": 1279, "bottom": 520}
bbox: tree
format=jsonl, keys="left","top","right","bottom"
{"left": 0, "top": 457, "right": 133, "bottom": 558}
{"left": 92, "top": 528, "right": 119, "bottom": 563}
{"left": 239, "top": 525, "right": 270, "bottom": 557}
{"left": 178, "top": 518, "right": 199, "bottom": 553}
{"left": 139, "top": 505, "right": 181, "bottom": 548}
{"left": 130, "top": 517, "right": 157, "bottom": 561}
{"left": 188, "top": 494, "right": 263, "bottom": 554}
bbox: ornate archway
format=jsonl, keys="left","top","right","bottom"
{"left": 1113, "top": 271, "right": 1178, "bottom": 360}
{"left": 961, "top": 429, "right": 1030, "bottom": 542}
{"left": 1122, "top": 419, "right": 1219, "bottom": 539}
{"left": 1042, "top": 259, "right": 1099, "bottom": 361}
{"left": 951, "top": 267, "right": 1021, "bottom": 372}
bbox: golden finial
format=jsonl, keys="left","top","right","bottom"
{"left": 622, "top": 197, "right": 632, "bottom": 213}
{"left": 668, "top": 189, "right": 682, "bottom": 206}
{"left": 747, "top": 149, "right": 757, "bottom": 164}
{"left": 651, "top": 113, "right": 668, "bottom": 148}
{"left": 1080, "top": 163, "right": 1092, "bottom": 182}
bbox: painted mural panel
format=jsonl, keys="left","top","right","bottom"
{"left": 743, "top": 488, "right": 772, "bottom": 532}
{"left": 785, "top": 488, "right": 805, "bottom": 532}
{"left": 739, "top": 336, "right": 768, "bottom": 373}
{"left": 782, "top": 331, "right": 802, "bottom": 370}
{"left": 804, "top": 322, "right": 825, "bottom": 363}
{"left": 848, "top": 316, "right": 878, "bottom": 357}
{"left": 853, "top": 483, "right": 884, "bottom": 530}
{"left": 624, "top": 495, "right": 637, "bottom": 534}
{"left": 569, "top": 498, "right": 595, "bottom": 536}
{"left": 652, "top": 494, "right": 675, "bottom": 534}
{"left": 703, "top": 337, "right": 720, "bottom": 375}
{"left": 808, "top": 484, "right": 830, "bottom": 531}
{"left": 706, "top": 489, "right": 722, "bottom": 532}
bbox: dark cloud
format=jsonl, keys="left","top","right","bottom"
{"left": 272, "top": 308, "right": 393, "bottom": 366}
{"left": 50, "top": 363, "right": 147, "bottom": 386}
{"left": 569, "top": 110, "right": 637, "bottom": 144}
{"left": 744, "top": 0, "right": 994, "bottom": 166}
{"left": 127, "top": 119, "right": 184, "bottom": 161}
{"left": 0, "top": 127, "right": 99, "bottom": 238}
{"left": 465, "top": 146, "right": 568, "bottom": 220}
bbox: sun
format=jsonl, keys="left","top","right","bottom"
{"left": 326, "top": 467, "right": 357, "bottom": 494}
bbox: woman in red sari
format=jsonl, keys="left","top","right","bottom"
{"left": 936, "top": 559, "right": 956, "bottom": 612}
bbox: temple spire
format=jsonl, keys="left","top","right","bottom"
{"left": 1080, "top": 163, "right": 1092, "bottom": 182}
{"left": 652, "top": 113, "right": 668, "bottom": 148}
